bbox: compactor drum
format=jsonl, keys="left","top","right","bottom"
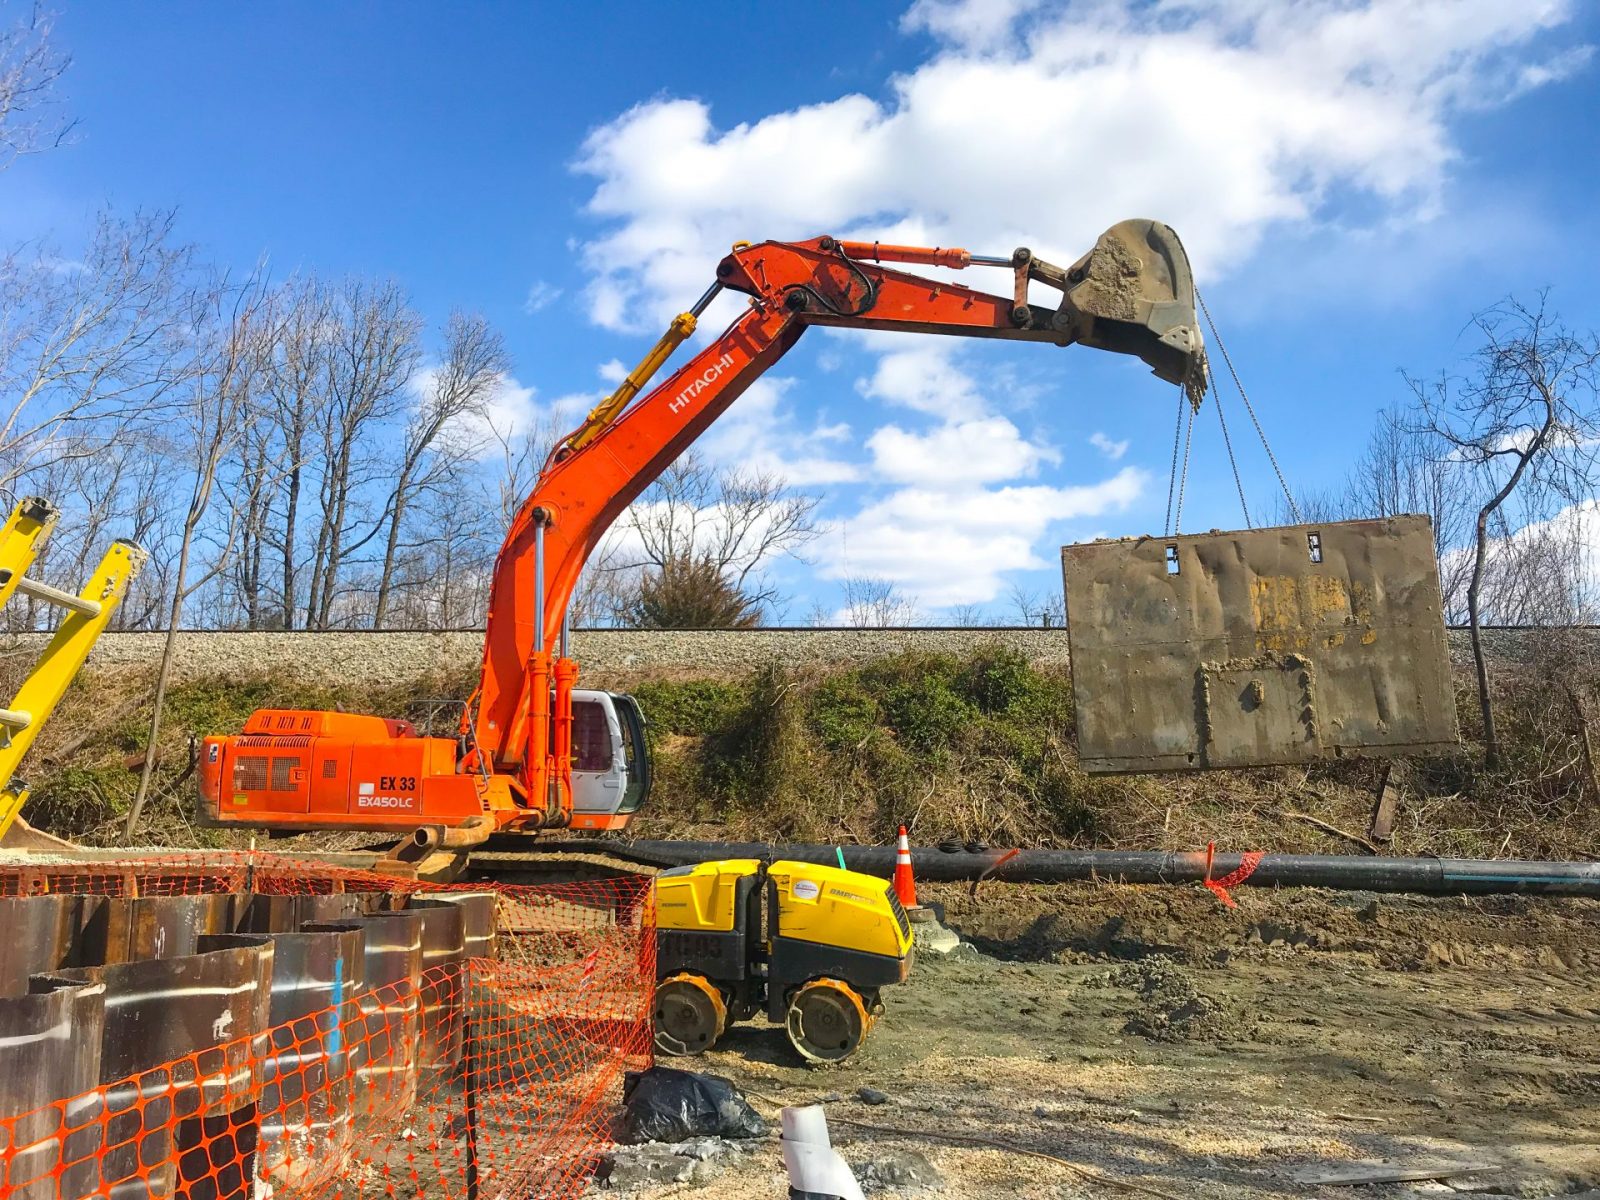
{"left": 651, "top": 859, "right": 913, "bottom": 1065}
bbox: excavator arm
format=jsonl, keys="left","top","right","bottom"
{"left": 198, "top": 220, "right": 1206, "bottom": 843}
{"left": 475, "top": 222, "right": 1207, "bottom": 818}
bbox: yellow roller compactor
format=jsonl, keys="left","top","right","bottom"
{"left": 652, "top": 859, "right": 914, "bottom": 1064}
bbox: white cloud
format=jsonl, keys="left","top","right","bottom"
{"left": 573, "top": 0, "right": 1584, "bottom": 332}
{"left": 597, "top": 358, "right": 628, "bottom": 384}
{"left": 1090, "top": 431, "right": 1130, "bottom": 460}
{"left": 868, "top": 416, "right": 1056, "bottom": 484}
{"left": 855, "top": 342, "right": 984, "bottom": 419}
{"left": 1439, "top": 498, "right": 1600, "bottom": 623}
{"left": 822, "top": 467, "right": 1147, "bottom": 607}
{"left": 901, "top": 0, "right": 1045, "bottom": 52}
{"left": 522, "top": 280, "right": 562, "bottom": 314}
{"left": 479, "top": 372, "right": 542, "bottom": 438}
{"left": 696, "top": 375, "right": 861, "bottom": 486}
{"left": 837, "top": 338, "right": 1103, "bottom": 601}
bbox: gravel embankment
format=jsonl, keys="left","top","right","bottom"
{"left": 0, "top": 625, "right": 1560, "bottom": 685}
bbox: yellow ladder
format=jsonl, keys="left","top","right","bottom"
{"left": 0, "top": 497, "right": 147, "bottom": 840}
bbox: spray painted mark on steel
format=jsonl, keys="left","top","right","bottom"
{"left": 1062, "top": 515, "right": 1458, "bottom": 773}
{"left": 344, "top": 910, "right": 427, "bottom": 1118}
{"left": 245, "top": 921, "right": 365, "bottom": 1194}
{"left": 0, "top": 855, "right": 651, "bottom": 1199}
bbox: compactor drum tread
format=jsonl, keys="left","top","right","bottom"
{"left": 785, "top": 977, "right": 872, "bottom": 1065}
{"left": 653, "top": 972, "right": 728, "bottom": 1057}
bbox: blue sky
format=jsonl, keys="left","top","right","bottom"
{"left": 9, "top": 0, "right": 1600, "bottom": 619}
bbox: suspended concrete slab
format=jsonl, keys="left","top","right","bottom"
{"left": 1062, "top": 515, "right": 1458, "bottom": 773}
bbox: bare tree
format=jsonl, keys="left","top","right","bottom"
{"left": 838, "top": 576, "right": 919, "bottom": 627}
{"left": 382, "top": 484, "right": 497, "bottom": 628}
{"left": 1006, "top": 581, "right": 1065, "bottom": 628}
{"left": 945, "top": 602, "right": 990, "bottom": 627}
{"left": 0, "top": 5, "right": 72, "bottom": 170}
{"left": 615, "top": 450, "right": 819, "bottom": 619}
{"left": 225, "top": 405, "right": 278, "bottom": 628}
{"left": 1341, "top": 405, "right": 1474, "bottom": 605}
{"left": 0, "top": 212, "right": 191, "bottom": 492}
{"left": 1413, "top": 295, "right": 1600, "bottom": 766}
{"left": 126, "top": 270, "right": 275, "bottom": 837}
{"left": 1273, "top": 486, "right": 1350, "bottom": 527}
{"left": 249, "top": 277, "right": 335, "bottom": 628}
{"left": 303, "top": 279, "right": 421, "bottom": 628}
{"left": 15, "top": 428, "right": 178, "bottom": 633}
{"left": 372, "top": 313, "right": 508, "bottom": 627}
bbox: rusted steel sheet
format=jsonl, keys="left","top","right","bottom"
{"left": 0, "top": 894, "right": 83, "bottom": 991}
{"left": 254, "top": 924, "right": 365, "bottom": 1194}
{"left": 236, "top": 890, "right": 381, "bottom": 934}
{"left": 1062, "top": 516, "right": 1457, "bottom": 773}
{"left": 77, "top": 893, "right": 236, "bottom": 964}
{"left": 0, "top": 974, "right": 106, "bottom": 1200}
{"left": 432, "top": 891, "right": 500, "bottom": 960}
{"left": 342, "top": 911, "right": 425, "bottom": 1119}
{"left": 58, "top": 934, "right": 274, "bottom": 1200}
{"left": 403, "top": 898, "right": 468, "bottom": 1069}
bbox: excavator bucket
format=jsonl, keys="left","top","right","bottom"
{"left": 1045, "top": 219, "right": 1208, "bottom": 403}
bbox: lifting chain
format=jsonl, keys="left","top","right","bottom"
{"left": 1211, "top": 374, "right": 1253, "bottom": 529}
{"left": 1196, "top": 287, "right": 1301, "bottom": 524}
{"left": 1163, "top": 383, "right": 1187, "bottom": 537}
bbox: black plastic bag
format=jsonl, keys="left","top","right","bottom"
{"left": 620, "top": 1067, "right": 767, "bottom": 1143}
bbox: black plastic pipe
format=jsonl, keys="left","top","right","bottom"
{"left": 542, "top": 839, "right": 1600, "bottom": 897}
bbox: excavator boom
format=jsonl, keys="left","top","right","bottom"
{"left": 198, "top": 222, "right": 1206, "bottom": 844}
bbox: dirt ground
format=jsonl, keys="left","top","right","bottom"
{"left": 618, "top": 880, "right": 1600, "bottom": 1199}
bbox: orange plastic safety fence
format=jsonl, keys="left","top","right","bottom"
{"left": 0, "top": 853, "right": 655, "bottom": 1199}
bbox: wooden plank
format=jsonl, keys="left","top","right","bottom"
{"left": 1370, "top": 762, "right": 1398, "bottom": 842}
{"left": 1291, "top": 1162, "right": 1496, "bottom": 1187}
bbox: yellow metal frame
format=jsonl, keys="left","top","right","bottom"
{"left": 0, "top": 497, "right": 61, "bottom": 610}
{"left": 0, "top": 498, "right": 147, "bottom": 840}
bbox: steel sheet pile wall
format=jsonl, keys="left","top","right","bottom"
{"left": 0, "top": 854, "right": 654, "bottom": 1199}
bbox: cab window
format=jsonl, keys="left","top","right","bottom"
{"left": 572, "top": 700, "right": 613, "bottom": 772}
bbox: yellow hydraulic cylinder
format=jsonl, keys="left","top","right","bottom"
{"left": 0, "top": 536, "right": 147, "bottom": 840}
{"left": 565, "top": 311, "right": 698, "bottom": 453}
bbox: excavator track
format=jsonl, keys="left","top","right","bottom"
{"left": 340, "top": 837, "right": 673, "bottom": 886}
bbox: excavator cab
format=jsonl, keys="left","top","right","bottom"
{"left": 568, "top": 689, "right": 652, "bottom": 830}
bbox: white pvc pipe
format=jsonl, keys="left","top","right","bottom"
{"left": 780, "top": 1106, "right": 864, "bottom": 1200}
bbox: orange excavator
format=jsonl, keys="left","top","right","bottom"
{"left": 197, "top": 222, "right": 1207, "bottom": 852}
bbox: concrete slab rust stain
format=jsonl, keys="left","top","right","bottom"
{"left": 1249, "top": 575, "right": 1376, "bottom": 652}
{"left": 1062, "top": 515, "right": 1457, "bottom": 774}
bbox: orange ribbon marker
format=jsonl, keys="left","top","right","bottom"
{"left": 1202, "top": 842, "right": 1265, "bottom": 908}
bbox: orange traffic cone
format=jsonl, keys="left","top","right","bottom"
{"left": 893, "top": 825, "right": 919, "bottom": 910}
